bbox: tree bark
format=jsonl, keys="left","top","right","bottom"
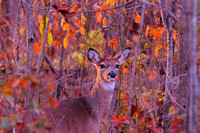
{"left": 187, "top": 0, "right": 199, "bottom": 132}
{"left": 26, "top": 0, "right": 34, "bottom": 74}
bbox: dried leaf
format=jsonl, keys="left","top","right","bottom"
{"left": 93, "top": 3, "right": 101, "bottom": 10}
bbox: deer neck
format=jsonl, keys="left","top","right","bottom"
{"left": 86, "top": 77, "right": 115, "bottom": 119}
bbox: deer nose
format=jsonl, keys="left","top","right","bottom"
{"left": 108, "top": 71, "right": 117, "bottom": 78}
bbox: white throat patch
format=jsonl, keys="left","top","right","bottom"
{"left": 101, "top": 81, "right": 116, "bottom": 90}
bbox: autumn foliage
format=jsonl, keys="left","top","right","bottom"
{"left": 0, "top": 0, "right": 199, "bottom": 132}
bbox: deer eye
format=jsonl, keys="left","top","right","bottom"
{"left": 100, "top": 64, "right": 105, "bottom": 69}
{"left": 115, "top": 64, "right": 120, "bottom": 69}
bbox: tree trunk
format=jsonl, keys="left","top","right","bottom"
{"left": 187, "top": 0, "right": 199, "bottom": 132}
{"left": 160, "top": 0, "right": 173, "bottom": 132}
{"left": 26, "top": 0, "right": 34, "bottom": 74}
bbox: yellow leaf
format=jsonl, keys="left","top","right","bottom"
{"left": 48, "top": 32, "right": 53, "bottom": 46}
{"left": 80, "top": 26, "right": 85, "bottom": 35}
{"left": 39, "top": 21, "right": 44, "bottom": 34}
{"left": 63, "top": 23, "right": 69, "bottom": 31}
{"left": 63, "top": 36, "right": 68, "bottom": 49}
{"left": 95, "top": 12, "right": 103, "bottom": 23}
{"left": 19, "top": 28, "right": 25, "bottom": 35}
{"left": 106, "top": 0, "right": 110, "bottom": 4}
{"left": 61, "top": 18, "right": 65, "bottom": 27}
{"left": 149, "top": 72, "right": 154, "bottom": 81}
{"left": 102, "top": 17, "right": 107, "bottom": 26}
{"left": 135, "top": 13, "right": 141, "bottom": 23}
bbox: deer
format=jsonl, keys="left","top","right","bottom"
{"left": 42, "top": 47, "right": 131, "bottom": 133}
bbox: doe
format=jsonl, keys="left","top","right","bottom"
{"left": 44, "top": 47, "right": 131, "bottom": 133}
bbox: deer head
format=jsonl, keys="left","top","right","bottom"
{"left": 88, "top": 47, "right": 131, "bottom": 91}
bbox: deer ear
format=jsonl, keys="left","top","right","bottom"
{"left": 88, "top": 48, "right": 100, "bottom": 64}
{"left": 114, "top": 47, "right": 131, "bottom": 65}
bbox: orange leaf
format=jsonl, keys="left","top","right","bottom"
{"left": 133, "top": 35, "right": 138, "bottom": 42}
{"left": 63, "top": 23, "right": 69, "bottom": 31}
{"left": 149, "top": 72, "right": 154, "bottom": 81}
{"left": 80, "top": 26, "right": 85, "bottom": 35}
{"left": 154, "top": 32, "right": 162, "bottom": 41}
{"left": 101, "top": 3, "right": 108, "bottom": 10}
{"left": 38, "top": 14, "right": 43, "bottom": 23}
{"left": 48, "top": 96, "right": 59, "bottom": 108}
{"left": 155, "top": 49, "right": 159, "bottom": 57}
{"left": 135, "top": 13, "right": 141, "bottom": 23}
{"left": 113, "top": 42, "right": 118, "bottom": 51}
{"left": 19, "top": 28, "right": 25, "bottom": 35}
{"left": 95, "top": 12, "right": 102, "bottom": 23}
{"left": 71, "top": 5, "right": 78, "bottom": 11}
{"left": 126, "top": 40, "right": 130, "bottom": 45}
{"left": 63, "top": 36, "right": 68, "bottom": 49}
{"left": 81, "top": 14, "right": 87, "bottom": 25}
{"left": 122, "top": 67, "right": 128, "bottom": 75}
{"left": 2, "top": 88, "right": 14, "bottom": 95}
{"left": 69, "top": 28, "right": 76, "bottom": 41}
{"left": 102, "top": 17, "right": 107, "bottom": 26}
{"left": 156, "top": 43, "right": 163, "bottom": 50}
{"left": 110, "top": 0, "right": 115, "bottom": 7}
{"left": 171, "top": 118, "right": 182, "bottom": 126}
{"left": 108, "top": 9, "right": 112, "bottom": 15}
{"left": 18, "top": 78, "right": 27, "bottom": 87}
{"left": 123, "top": 7, "right": 127, "bottom": 14}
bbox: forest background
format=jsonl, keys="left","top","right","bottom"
{"left": 0, "top": 0, "right": 199, "bottom": 132}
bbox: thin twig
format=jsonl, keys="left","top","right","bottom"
{"left": 36, "top": 10, "right": 52, "bottom": 74}
{"left": 127, "top": 3, "right": 146, "bottom": 132}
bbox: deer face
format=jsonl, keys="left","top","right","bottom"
{"left": 88, "top": 48, "right": 131, "bottom": 85}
